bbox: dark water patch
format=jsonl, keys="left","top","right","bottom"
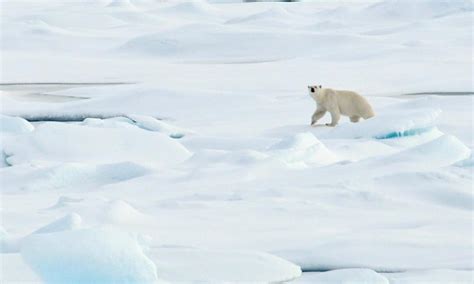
{"left": 169, "top": 133, "right": 185, "bottom": 139}
{"left": 16, "top": 114, "right": 166, "bottom": 123}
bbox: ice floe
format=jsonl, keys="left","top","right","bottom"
{"left": 21, "top": 228, "right": 161, "bottom": 283}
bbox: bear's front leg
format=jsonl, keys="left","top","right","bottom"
{"left": 311, "top": 108, "right": 326, "bottom": 126}
{"left": 326, "top": 109, "right": 340, "bottom": 127}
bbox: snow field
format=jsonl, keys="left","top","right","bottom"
{"left": 1, "top": 0, "right": 473, "bottom": 282}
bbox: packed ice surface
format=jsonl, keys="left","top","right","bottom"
{"left": 1, "top": 0, "right": 473, "bottom": 283}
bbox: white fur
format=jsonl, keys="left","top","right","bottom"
{"left": 308, "top": 86, "right": 374, "bottom": 127}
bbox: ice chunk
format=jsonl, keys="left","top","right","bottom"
{"left": 21, "top": 228, "right": 160, "bottom": 283}
{"left": 32, "top": 213, "right": 82, "bottom": 234}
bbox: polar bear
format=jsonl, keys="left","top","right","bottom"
{"left": 308, "top": 85, "right": 374, "bottom": 127}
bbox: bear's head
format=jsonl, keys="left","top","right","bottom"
{"left": 308, "top": 85, "right": 322, "bottom": 100}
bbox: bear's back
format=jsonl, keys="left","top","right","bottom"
{"left": 334, "top": 89, "right": 374, "bottom": 118}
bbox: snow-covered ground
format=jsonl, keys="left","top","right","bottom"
{"left": 1, "top": 0, "right": 473, "bottom": 283}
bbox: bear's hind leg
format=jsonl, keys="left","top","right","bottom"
{"left": 350, "top": 116, "right": 360, "bottom": 123}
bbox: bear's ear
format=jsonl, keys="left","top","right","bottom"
{"left": 319, "top": 85, "right": 322, "bottom": 88}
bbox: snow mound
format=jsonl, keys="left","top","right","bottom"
{"left": 269, "top": 132, "right": 339, "bottom": 168}
{"left": 0, "top": 115, "right": 34, "bottom": 134}
{"left": 104, "top": 200, "right": 150, "bottom": 224}
{"left": 127, "top": 114, "right": 193, "bottom": 139}
{"left": 321, "top": 107, "right": 441, "bottom": 140}
{"left": 33, "top": 213, "right": 82, "bottom": 234}
{"left": 149, "top": 247, "right": 301, "bottom": 283}
{"left": 21, "top": 228, "right": 160, "bottom": 283}
{"left": 4, "top": 122, "right": 191, "bottom": 167}
{"left": 294, "top": 268, "right": 389, "bottom": 284}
